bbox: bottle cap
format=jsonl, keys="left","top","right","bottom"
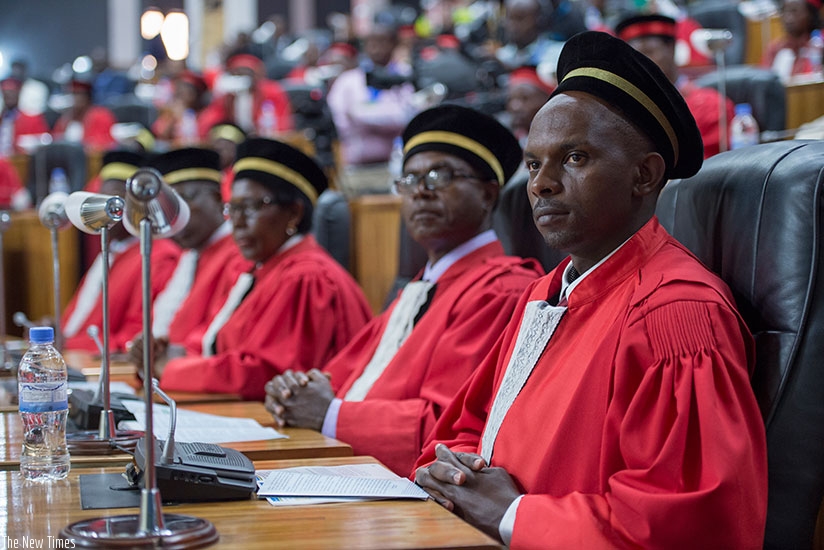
{"left": 734, "top": 103, "right": 752, "bottom": 116}
{"left": 29, "top": 326, "right": 55, "bottom": 344}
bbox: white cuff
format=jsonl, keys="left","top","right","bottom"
{"left": 321, "top": 398, "right": 342, "bottom": 438}
{"left": 499, "top": 494, "right": 524, "bottom": 546}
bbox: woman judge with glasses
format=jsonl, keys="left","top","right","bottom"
{"left": 264, "top": 105, "right": 544, "bottom": 475}
{"left": 155, "top": 138, "right": 373, "bottom": 400}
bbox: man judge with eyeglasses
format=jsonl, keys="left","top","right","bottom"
{"left": 265, "top": 105, "right": 544, "bottom": 475}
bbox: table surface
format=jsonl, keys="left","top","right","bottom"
{"left": 3, "top": 455, "right": 502, "bottom": 549}
{"left": 0, "top": 401, "right": 352, "bottom": 470}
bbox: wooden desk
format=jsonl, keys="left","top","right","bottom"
{"left": 786, "top": 78, "right": 824, "bottom": 130}
{"left": 0, "top": 401, "right": 351, "bottom": 470}
{"left": 3, "top": 456, "right": 501, "bottom": 548}
{"left": 349, "top": 194, "right": 403, "bottom": 313}
{"left": 2, "top": 210, "right": 80, "bottom": 338}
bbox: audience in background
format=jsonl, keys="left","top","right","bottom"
{"left": 0, "top": 77, "right": 50, "bottom": 155}
{"left": 762, "top": 0, "right": 823, "bottom": 83}
{"left": 208, "top": 121, "right": 247, "bottom": 201}
{"left": 616, "top": 13, "right": 735, "bottom": 158}
{"left": 52, "top": 79, "right": 117, "bottom": 151}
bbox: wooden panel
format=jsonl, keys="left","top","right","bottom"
{"left": 2, "top": 210, "right": 80, "bottom": 338}
{"left": 349, "top": 194, "right": 402, "bottom": 313}
{"left": 746, "top": 14, "right": 784, "bottom": 66}
{"left": 2, "top": 456, "right": 501, "bottom": 549}
{"left": 785, "top": 79, "right": 824, "bottom": 130}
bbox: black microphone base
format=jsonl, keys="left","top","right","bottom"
{"left": 68, "top": 389, "right": 137, "bottom": 431}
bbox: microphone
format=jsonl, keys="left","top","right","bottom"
{"left": 691, "top": 28, "right": 734, "bottom": 56}
{"left": 64, "top": 191, "right": 125, "bottom": 234}
{"left": 151, "top": 379, "right": 176, "bottom": 465}
{"left": 122, "top": 168, "right": 190, "bottom": 238}
{"left": 38, "top": 192, "right": 71, "bottom": 230}
{"left": 13, "top": 312, "right": 35, "bottom": 330}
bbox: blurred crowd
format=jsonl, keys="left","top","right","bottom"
{"left": 0, "top": 0, "right": 821, "bottom": 208}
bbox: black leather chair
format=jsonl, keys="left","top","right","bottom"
{"left": 655, "top": 140, "right": 824, "bottom": 549}
{"left": 687, "top": 0, "right": 748, "bottom": 66}
{"left": 312, "top": 189, "right": 352, "bottom": 272}
{"left": 26, "top": 141, "right": 87, "bottom": 205}
{"left": 694, "top": 65, "right": 786, "bottom": 132}
{"left": 107, "top": 99, "right": 158, "bottom": 128}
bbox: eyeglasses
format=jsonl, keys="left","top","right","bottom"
{"left": 223, "top": 196, "right": 276, "bottom": 219}
{"left": 393, "top": 167, "right": 482, "bottom": 195}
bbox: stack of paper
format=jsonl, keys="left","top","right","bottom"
{"left": 256, "top": 463, "right": 430, "bottom": 507}
{"left": 118, "top": 400, "right": 286, "bottom": 444}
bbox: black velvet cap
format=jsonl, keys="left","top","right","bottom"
{"left": 551, "top": 31, "right": 703, "bottom": 180}
{"left": 149, "top": 147, "right": 222, "bottom": 185}
{"left": 233, "top": 138, "right": 327, "bottom": 205}
{"left": 402, "top": 104, "right": 522, "bottom": 186}
{"left": 99, "top": 150, "right": 145, "bottom": 182}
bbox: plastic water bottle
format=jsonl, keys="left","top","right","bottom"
{"left": 18, "top": 326, "right": 70, "bottom": 481}
{"left": 48, "top": 167, "right": 70, "bottom": 194}
{"left": 0, "top": 118, "right": 14, "bottom": 157}
{"left": 257, "top": 101, "right": 278, "bottom": 138}
{"left": 729, "top": 103, "right": 760, "bottom": 150}
{"left": 803, "top": 30, "right": 823, "bottom": 76}
{"left": 388, "top": 136, "right": 404, "bottom": 188}
{"left": 180, "top": 108, "right": 199, "bottom": 145}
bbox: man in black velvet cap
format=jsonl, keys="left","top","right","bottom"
{"left": 414, "top": 30, "right": 767, "bottom": 548}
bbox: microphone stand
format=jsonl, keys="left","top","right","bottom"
{"left": 0, "top": 211, "right": 11, "bottom": 374}
{"left": 61, "top": 168, "right": 215, "bottom": 547}
{"left": 701, "top": 29, "right": 734, "bottom": 153}
{"left": 63, "top": 192, "right": 142, "bottom": 455}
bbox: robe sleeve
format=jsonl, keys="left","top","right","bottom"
{"left": 160, "top": 266, "right": 369, "bottom": 400}
{"left": 336, "top": 280, "right": 531, "bottom": 475}
{"left": 509, "top": 299, "right": 767, "bottom": 549}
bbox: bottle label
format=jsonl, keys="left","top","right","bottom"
{"left": 18, "top": 381, "right": 68, "bottom": 412}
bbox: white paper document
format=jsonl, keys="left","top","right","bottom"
{"left": 69, "top": 381, "right": 137, "bottom": 395}
{"left": 256, "top": 463, "right": 429, "bottom": 506}
{"left": 118, "top": 400, "right": 287, "bottom": 444}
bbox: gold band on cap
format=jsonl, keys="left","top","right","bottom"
{"left": 233, "top": 157, "right": 319, "bottom": 204}
{"left": 164, "top": 167, "right": 222, "bottom": 185}
{"left": 210, "top": 125, "right": 246, "bottom": 144}
{"left": 135, "top": 128, "right": 155, "bottom": 151}
{"left": 563, "top": 67, "right": 679, "bottom": 166}
{"left": 403, "top": 130, "right": 505, "bottom": 186}
{"left": 99, "top": 162, "right": 138, "bottom": 182}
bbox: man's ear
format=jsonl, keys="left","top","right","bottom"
{"left": 633, "top": 152, "right": 667, "bottom": 197}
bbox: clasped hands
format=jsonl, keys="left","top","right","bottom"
{"left": 414, "top": 443, "right": 522, "bottom": 541}
{"left": 264, "top": 369, "right": 335, "bottom": 432}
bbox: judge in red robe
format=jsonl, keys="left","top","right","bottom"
{"left": 52, "top": 79, "right": 117, "bottom": 150}
{"left": 158, "top": 138, "right": 371, "bottom": 400}
{"left": 126, "top": 147, "right": 252, "bottom": 372}
{"left": 201, "top": 54, "right": 293, "bottom": 136}
{"left": 0, "top": 77, "right": 50, "bottom": 153}
{"left": 266, "top": 105, "right": 544, "bottom": 475}
{"left": 615, "top": 14, "right": 734, "bottom": 158}
{"left": 62, "top": 150, "right": 181, "bottom": 352}
{"left": 414, "top": 31, "right": 767, "bottom": 549}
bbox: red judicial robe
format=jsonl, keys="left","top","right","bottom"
{"left": 0, "top": 157, "right": 24, "bottom": 207}
{"left": 166, "top": 231, "right": 252, "bottom": 351}
{"left": 324, "top": 241, "right": 543, "bottom": 475}
{"left": 160, "top": 236, "right": 372, "bottom": 400}
{"left": 62, "top": 238, "right": 181, "bottom": 353}
{"left": 0, "top": 109, "right": 49, "bottom": 153}
{"left": 52, "top": 106, "right": 117, "bottom": 150}
{"left": 680, "top": 80, "right": 734, "bottom": 159}
{"left": 416, "top": 218, "right": 767, "bottom": 549}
